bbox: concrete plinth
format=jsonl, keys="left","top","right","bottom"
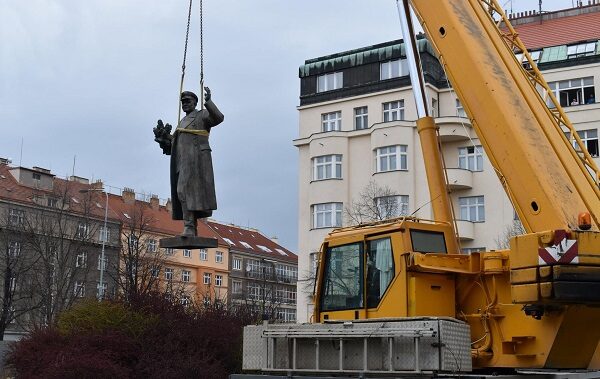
{"left": 159, "top": 236, "right": 218, "bottom": 249}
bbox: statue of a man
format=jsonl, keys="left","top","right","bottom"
{"left": 154, "top": 88, "right": 224, "bottom": 236}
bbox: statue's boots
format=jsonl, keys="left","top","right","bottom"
{"left": 182, "top": 209, "right": 197, "bottom": 237}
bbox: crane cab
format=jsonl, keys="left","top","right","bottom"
{"left": 313, "top": 217, "right": 459, "bottom": 322}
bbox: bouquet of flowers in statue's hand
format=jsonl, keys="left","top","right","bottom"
{"left": 153, "top": 120, "right": 172, "bottom": 155}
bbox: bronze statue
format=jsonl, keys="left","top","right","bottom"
{"left": 154, "top": 88, "right": 224, "bottom": 236}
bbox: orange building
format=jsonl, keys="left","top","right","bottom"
{"left": 106, "top": 188, "right": 229, "bottom": 305}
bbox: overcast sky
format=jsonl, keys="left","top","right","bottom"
{"left": 0, "top": 0, "right": 572, "bottom": 251}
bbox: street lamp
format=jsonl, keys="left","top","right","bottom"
{"left": 79, "top": 187, "right": 109, "bottom": 300}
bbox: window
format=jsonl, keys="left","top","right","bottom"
{"left": 577, "top": 129, "right": 599, "bottom": 157}
{"left": 128, "top": 234, "right": 138, "bottom": 249}
{"left": 164, "top": 248, "right": 174, "bottom": 256}
{"left": 459, "top": 196, "right": 485, "bottom": 222}
{"left": 223, "top": 238, "right": 235, "bottom": 246}
{"left": 375, "top": 145, "right": 407, "bottom": 172}
{"left": 375, "top": 195, "right": 409, "bottom": 219}
{"left": 247, "top": 283, "right": 262, "bottom": 301}
{"left": 8, "top": 209, "right": 24, "bottom": 227}
{"left": 182, "top": 270, "right": 191, "bottom": 282}
{"left": 97, "top": 282, "right": 107, "bottom": 299}
{"left": 366, "top": 238, "right": 394, "bottom": 308}
{"left": 164, "top": 268, "right": 173, "bottom": 281}
{"left": 150, "top": 266, "right": 160, "bottom": 278}
{"left": 257, "top": 245, "right": 272, "bottom": 253}
{"left": 183, "top": 249, "right": 191, "bottom": 258}
{"left": 203, "top": 272, "right": 211, "bottom": 285}
{"left": 431, "top": 98, "right": 438, "bottom": 118}
{"left": 181, "top": 295, "right": 191, "bottom": 307}
{"left": 275, "top": 248, "right": 288, "bottom": 256}
{"left": 380, "top": 59, "right": 408, "bottom": 80}
{"left": 382, "top": 100, "right": 404, "bottom": 122}
{"left": 313, "top": 155, "right": 342, "bottom": 181}
{"left": 322, "top": 111, "right": 342, "bottom": 132}
{"left": 97, "top": 256, "right": 108, "bottom": 271}
{"left": 567, "top": 42, "right": 596, "bottom": 59}
{"left": 312, "top": 203, "right": 343, "bottom": 228}
{"left": 276, "top": 264, "right": 297, "bottom": 282}
{"left": 276, "top": 308, "right": 297, "bottom": 322}
{"left": 47, "top": 197, "right": 58, "bottom": 208}
{"left": 231, "top": 280, "right": 242, "bottom": 294}
{"left": 99, "top": 226, "right": 110, "bottom": 243}
{"left": 232, "top": 257, "right": 242, "bottom": 270}
{"left": 199, "top": 249, "right": 207, "bottom": 261}
{"left": 8, "top": 241, "right": 21, "bottom": 258}
{"left": 9, "top": 277, "right": 17, "bottom": 292}
{"left": 458, "top": 146, "right": 483, "bottom": 171}
{"left": 32, "top": 172, "right": 41, "bottom": 181}
{"left": 515, "top": 50, "right": 542, "bottom": 69}
{"left": 75, "top": 251, "right": 87, "bottom": 268}
{"left": 310, "top": 252, "right": 319, "bottom": 277}
{"left": 147, "top": 239, "right": 157, "bottom": 253}
{"left": 548, "top": 77, "right": 595, "bottom": 107}
{"left": 240, "top": 241, "right": 253, "bottom": 249}
{"left": 321, "top": 242, "right": 363, "bottom": 311}
{"left": 456, "top": 99, "right": 466, "bottom": 117}
{"left": 74, "top": 281, "right": 85, "bottom": 297}
{"left": 411, "top": 230, "right": 448, "bottom": 253}
{"left": 215, "top": 274, "right": 223, "bottom": 287}
{"left": 76, "top": 223, "right": 89, "bottom": 239}
{"left": 215, "top": 251, "right": 223, "bottom": 263}
{"left": 317, "top": 71, "right": 343, "bottom": 92}
{"left": 354, "top": 106, "right": 368, "bottom": 130}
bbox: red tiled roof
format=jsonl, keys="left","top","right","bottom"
{"left": 106, "top": 194, "right": 223, "bottom": 243}
{"left": 0, "top": 164, "right": 111, "bottom": 220}
{"left": 0, "top": 163, "right": 223, "bottom": 244}
{"left": 206, "top": 220, "right": 297, "bottom": 263}
{"left": 511, "top": 8, "right": 600, "bottom": 50}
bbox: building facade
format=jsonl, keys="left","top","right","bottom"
{"left": 295, "top": 5, "right": 600, "bottom": 322}
{"left": 0, "top": 162, "right": 121, "bottom": 337}
{"left": 103, "top": 187, "right": 229, "bottom": 306}
{"left": 208, "top": 220, "right": 298, "bottom": 323}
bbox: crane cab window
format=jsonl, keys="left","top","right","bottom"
{"left": 410, "top": 230, "right": 447, "bottom": 254}
{"left": 320, "top": 243, "right": 363, "bottom": 311}
{"left": 366, "top": 238, "right": 394, "bottom": 308}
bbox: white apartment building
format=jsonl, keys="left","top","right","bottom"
{"left": 294, "top": 5, "right": 600, "bottom": 322}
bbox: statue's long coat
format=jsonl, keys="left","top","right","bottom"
{"left": 169, "top": 100, "right": 224, "bottom": 220}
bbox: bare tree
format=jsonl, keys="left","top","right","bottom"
{"left": 112, "top": 201, "right": 188, "bottom": 303}
{"left": 494, "top": 219, "right": 526, "bottom": 249}
{"left": 16, "top": 181, "right": 103, "bottom": 328}
{"left": 0, "top": 208, "right": 41, "bottom": 339}
{"left": 345, "top": 181, "right": 401, "bottom": 226}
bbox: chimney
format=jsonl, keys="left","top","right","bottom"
{"left": 150, "top": 194, "right": 160, "bottom": 210}
{"left": 122, "top": 187, "right": 135, "bottom": 204}
{"left": 271, "top": 236, "right": 279, "bottom": 244}
{"left": 91, "top": 179, "right": 103, "bottom": 191}
{"left": 165, "top": 198, "right": 172, "bottom": 213}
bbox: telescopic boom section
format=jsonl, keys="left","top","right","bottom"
{"left": 409, "top": 0, "right": 600, "bottom": 233}
{"left": 396, "top": 1, "right": 460, "bottom": 253}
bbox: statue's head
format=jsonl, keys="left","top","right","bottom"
{"left": 180, "top": 91, "right": 198, "bottom": 114}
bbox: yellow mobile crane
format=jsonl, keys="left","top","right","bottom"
{"left": 241, "top": 0, "right": 600, "bottom": 377}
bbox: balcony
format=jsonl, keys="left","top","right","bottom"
{"left": 446, "top": 168, "right": 473, "bottom": 190}
{"left": 436, "top": 117, "right": 473, "bottom": 142}
{"left": 456, "top": 220, "right": 475, "bottom": 241}
{"left": 245, "top": 269, "right": 298, "bottom": 284}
